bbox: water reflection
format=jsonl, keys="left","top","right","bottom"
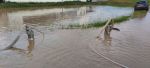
{"left": 27, "top": 39, "right": 35, "bottom": 54}
{"left": 1, "top": 25, "right": 35, "bottom": 56}
{"left": 0, "top": 6, "right": 134, "bottom": 68}
{"left": 26, "top": 26, "right": 35, "bottom": 54}
{"left": 0, "top": 6, "right": 133, "bottom": 50}
{"left": 10, "top": 47, "right": 26, "bottom": 54}
{"left": 132, "top": 11, "right": 147, "bottom": 18}
{"left": 94, "top": 12, "right": 150, "bottom": 68}
{"left": 0, "top": 6, "right": 133, "bottom": 30}
{"left": 103, "top": 23, "right": 113, "bottom": 46}
{"left": 101, "top": 20, "right": 120, "bottom": 46}
{"left": 10, "top": 37, "right": 35, "bottom": 56}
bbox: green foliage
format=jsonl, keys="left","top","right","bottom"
{"left": 0, "top": 2, "right": 94, "bottom": 8}
{"left": 1, "top": 0, "right": 149, "bottom": 8}
{"left": 65, "top": 16, "right": 130, "bottom": 29}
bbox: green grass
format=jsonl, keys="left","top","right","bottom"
{"left": 0, "top": 2, "right": 98, "bottom": 8}
{"left": 109, "top": 0, "right": 150, "bottom": 4}
{"left": 0, "top": 0, "right": 150, "bottom": 8}
{"left": 65, "top": 16, "right": 130, "bottom": 29}
{"left": 132, "top": 11, "right": 147, "bottom": 18}
{"left": 101, "top": 0, "right": 150, "bottom": 7}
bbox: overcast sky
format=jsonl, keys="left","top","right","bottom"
{"left": 5, "top": 0, "right": 86, "bottom": 2}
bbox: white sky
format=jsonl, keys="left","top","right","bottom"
{"left": 5, "top": 0, "right": 86, "bottom": 2}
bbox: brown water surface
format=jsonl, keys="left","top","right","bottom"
{"left": 0, "top": 6, "right": 149, "bottom": 68}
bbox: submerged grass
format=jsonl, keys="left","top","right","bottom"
{"left": 66, "top": 16, "right": 130, "bottom": 29}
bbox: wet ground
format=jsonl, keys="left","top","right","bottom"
{"left": 0, "top": 6, "right": 150, "bottom": 68}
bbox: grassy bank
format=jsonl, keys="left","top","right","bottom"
{"left": 0, "top": 0, "right": 149, "bottom": 8}
{"left": 102, "top": 0, "right": 150, "bottom": 7}
{"left": 0, "top": 2, "right": 89, "bottom": 8}
{"left": 110, "top": 0, "right": 150, "bottom": 4}
{"left": 65, "top": 16, "right": 130, "bottom": 29}
{"left": 0, "top": 2, "right": 129, "bottom": 8}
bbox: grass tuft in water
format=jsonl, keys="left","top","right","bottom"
{"left": 66, "top": 16, "right": 130, "bottom": 29}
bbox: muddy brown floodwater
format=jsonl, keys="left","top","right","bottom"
{"left": 0, "top": 6, "right": 150, "bottom": 68}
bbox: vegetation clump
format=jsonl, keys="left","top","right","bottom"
{"left": 66, "top": 16, "right": 130, "bottom": 29}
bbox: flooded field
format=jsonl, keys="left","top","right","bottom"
{"left": 0, "top": 6, "right": 150, "bottom": 68}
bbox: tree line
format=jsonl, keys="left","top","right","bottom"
{"left": 0, "top": 0, "right": 4, "bottom": 3}
{"left": 0, "top": 0, "right": 92, "bottom": 3}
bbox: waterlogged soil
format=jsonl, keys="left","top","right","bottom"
{"left": 0, "top": 6, "right": 150, "bottom": 68}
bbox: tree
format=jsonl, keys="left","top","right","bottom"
{"left": 0, "top": 0, "right": 4, "bottom": 3}
{"left": 87, "top": 0, "right": 92, "bottom": 2}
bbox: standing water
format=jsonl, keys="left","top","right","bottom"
{"left": 1, "top": 6, "right": 149, "bottom": 68}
